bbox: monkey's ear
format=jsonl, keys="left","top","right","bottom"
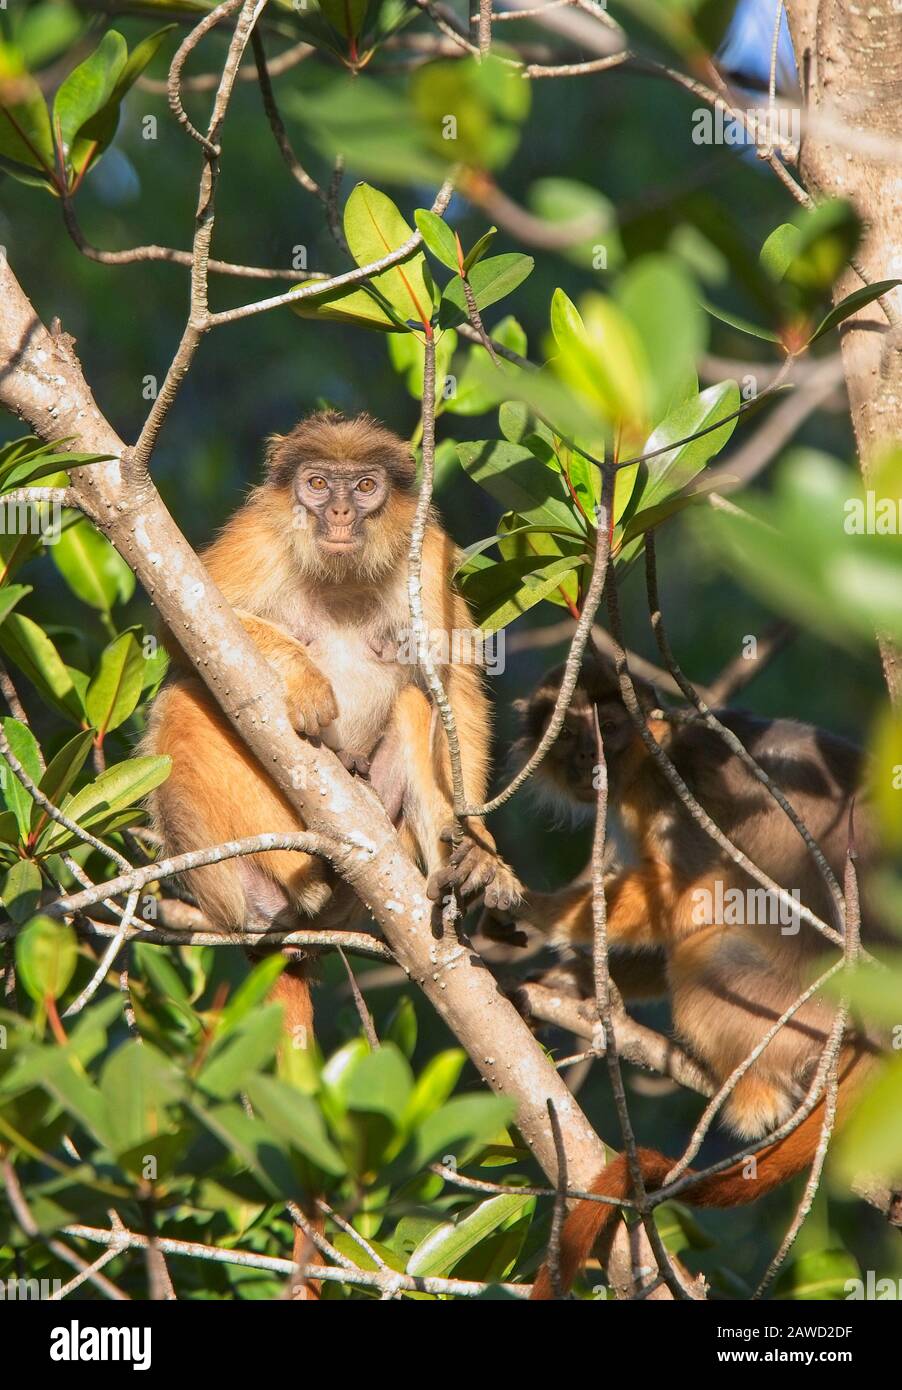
{"left": 263, "top": 434, "right": 288, "bottom": 480}
{"left": 512, "top": 697, "right": 529, "bottom": 715}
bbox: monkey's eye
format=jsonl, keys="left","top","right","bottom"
{"left": 307, "top": 476, "right": 328, "bottom": 492}
{"left": 356, "top": 477, "right": 377, "bottom": 494}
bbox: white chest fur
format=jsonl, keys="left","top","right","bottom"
{"left": 280, "top": 572, "right": 416, "bottom": 756}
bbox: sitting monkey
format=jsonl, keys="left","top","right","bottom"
{"left": 496, "top": 651, "right": 889, "bottom": 1297}
{"left": 145, "top": 412, "right": 521, "bottom": 1046}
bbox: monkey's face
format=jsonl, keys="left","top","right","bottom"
{"left": 515, "top": 656, "right": 652, "bottom": 809}
{"left": 295, "top": 464, "right": 389, "bottom": 555}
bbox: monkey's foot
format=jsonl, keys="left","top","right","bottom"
{"left": 337, "top": 749, "right": 371, "bottom": 778}
{"left": 426, "top": 830, "right": 523, "bottom": 913}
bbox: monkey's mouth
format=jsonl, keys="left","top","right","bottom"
{"left": 320, "top": 528, "right": 361, "bottom": 552}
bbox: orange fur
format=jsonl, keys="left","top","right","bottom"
{"left": 531, "top": 1051, "right": 871, "bottom": 1299}
{"left": 512, "top": 652, "right": 888, "bottom": 1296}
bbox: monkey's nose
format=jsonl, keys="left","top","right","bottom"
{"left": 328, "top": 503, "right": 354, "bottom": 524}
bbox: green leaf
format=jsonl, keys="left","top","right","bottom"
{"left": 291, "top": 280, "right": 407, "bottom": 332}
{"left": 772, "top": 1248, "right": 861, "bottom": 1301}
{"left": 444, "top": 319, "right": 528, "bottom": 417}
{"left": 784, "top": 198, "right": 861, "bottom": 293}
{"left": 217, "top": 953, "right": 286, "bottom": 1035}
{"left": 99, "top": 1038, "right": 184, "bottom": 1160}
{"left": 810, "top": 279, "right": 902, "bottom": 345}
{"left": 53, "top": 31, "right": 128, "bottom": 161}
{"left": 616, "top": 255, "right": 706, "bottom": 425}
{"left": 86, "top": 630, "right": 144, "bottom": 737}
{"left": 15, "top": 914, "right": 77, "bottom": 1002}
{"left": 414, "top": 208, "right": 459, "bottom": 271}
{"left": 243, "top": 1073, "right": 346, "bottom": 1175}
{"left": 407, "top": 1193, "right": 531, "bottom": 1277}
{"left": 620, "top": 473, "right": 728, "bottom": 545}
{"left": 410, "top": 55, "right": 530, "bottom": 171}
{"left": 0, "top": 69, "right": 56, "bottom": 185}
{"left": 701, "top": 298, "right": 781, "bottom": 343}
{"left": 318, "top": 0, "right": 371, "bottom": 40}
{"left": 549, "top": 287, "right": 649, "bottom": 429}
{"left": 625, "top": 380, "right": 741, "bottom": 524}
{"left": 402, "top": 1049, "right": 466, "bottom": 1129}
{"left": 0, "top": 613, "right": 83, "bottom": 721}
{"left": 69, "top": 26, "right": 176, "bottom": 180}
{"left": 53, "top": 518, "right": 134, "bottom": 611}
{"left": 37, "top": 755, "right": 171, "bottom": 854}
{"left": 387, "top": 327, "right": 456, "bottom": 404}
{"left": 385, "top": 996, "right": 418, "bottom": 1059}
{"left": 457, "top": 440, "right": 576, "bottom": 531}
{"left": 344, "top": 183, "right": 434, "bottom": 329}
{"left": 759, "top": 222, "right": 802, "bottom": 281}
{"left": 527, "top": 177, "right": 620, "bottom": 271}
{"left": 459, "top": 553, "right": 586, "bottom": 632}
{"left": 834, "top": 1053, "right": 902, "bottom": 1183}
{"left": 462, "top": 227, "right": 497, "bottom": 275}
{"left": 199, "top": 1004, "right": 284, "bottom": 1099}
{"left": 1, "top": 859, "right": 42, "bottom": 924}
{"left": 0, "top": 716, "right": 43, "bottom": 841}
{"left": 343, "top": 1042, "right": 414, "bottom": 1124}
{"left": 441, "top": 254, "right": 534, "bottom": 325}
{"left": 707, "top": 449, "right": 902, "bottom": 646}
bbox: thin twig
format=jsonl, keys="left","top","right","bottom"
{"left": 604, "top": 569, "right": 845, "bottom": 952}
{"left": 644, "top": 533, "right": 845, "bottom": 930}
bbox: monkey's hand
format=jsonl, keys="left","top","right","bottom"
{"left": 285, "top": 662, "right": 338, "bottom": 738}
{"left": 426, "top": 825, "right": 523, "bottom": 913}
{"left": 477, "top": 906, "right": 529, "bottom": 950}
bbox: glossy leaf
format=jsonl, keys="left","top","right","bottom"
{"left": 53, "top": 31, "right": 127, "bottom": 162}
{"left": 86, "top": 630, "right": 145, "bottom": 737}
{"left": 0, "top": 716, "right": 43, "bottom": 841}
{"left": 243, "top": 1073, "right": 346, "bottom": 1175}
{"left": 462, "top": 226, "right": 497, "bottom": 275}
{"left": 1, "top": 859, "right": 42, "bottom": 924}
{"left": 53, "top": 518, "right": 135, "bottom": 611}
{"left": 0, "top": 613, "right": 83, "bottom": 721}
{"left": 459, "top": 552, "right": 586, "bottom": 632}
{"left": 37, "top": 754, "right": 172, "bottom": 854}
{"left": 407, "top": 1193, "right": 531, "bottom": 1276}
{"left": 0, "top": 69, "right": 55, "bottom": 186}
{"left": 457, "top": 439, "right": 576, "bottom": 531}
{"left": 441, "top": 254, "right": 534, "bottom": 325}
{"left": 343, "top": 183, "right": 434, "bottom": 329}
{"left": 414, "top": 208, "right": 459, "bottom": 271}
{"left": 15, "top": 914, "right": 77, "bottom": 1002}
{"left": 810, "top": 279, "right": 902, "bottom": 345}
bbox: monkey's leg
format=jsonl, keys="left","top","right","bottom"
{"left": 149, "top": 681, "right": 332, "bottom": 926}
{"left": 384, "top": 687, "right": 522, "bottom": 910}
{"left": 518, "top": 862, "right": 675, "bottom": 950}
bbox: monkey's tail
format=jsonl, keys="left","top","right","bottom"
{"left": 268, "top": 958, "right": 323, "bottom": 1299}
{"left": 531, "top": 1054, "right": 870, "bottom": 1300}
{"left": 269, "top": 956, "right": 316, "bottom": 1049}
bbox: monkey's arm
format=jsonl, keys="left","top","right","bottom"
{"left": 514, "top": 862, "right": 675, "bottom": 950}
{"left": 234, "top": 610, "right": 337, "bottom": 738}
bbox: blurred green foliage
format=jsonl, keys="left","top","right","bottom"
{"left": 0, "top": 0, "right": 900, "bottom": 1300}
